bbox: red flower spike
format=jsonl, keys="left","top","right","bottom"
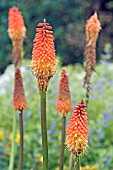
{"left": 8, "top": 7, "right": 26, "bottom": 40}
{"left": 13, "top": 69, "right": 27, "bottom": 110}
{"left": 65, "top": 100, "right": 88, "bottom": 156}
{"left": 56, "top": 69, "right": 72, "bottom": 116}
{"left": 31, "top": 20, "right": 56, "bottom": 92}
{"left": 8, "top": 7, "right": 26, "bottom": 69}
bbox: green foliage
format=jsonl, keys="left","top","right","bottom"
{"left": 0, "top": 60, "right": 113, "bottom": 169}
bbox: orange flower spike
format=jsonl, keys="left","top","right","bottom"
{"left": 84, "top": 12, "right": 101, "bottom": 86}
{"left": 13, "top": 69, "right": 27, "bottom": 110}
{"left": 65, "top": 100, "right": 88, "bottom": 156}
{"left": 8, "top": 7, "right": 26, "bottom": 40}
{"left": 31, "top": 19, "right": 56, "bottom": 92}
{"left": 8, "top": 7, "right": 26, "bottom": 69}
{"left": 86, "top": 12, "right": 101, "bottom": 42}
{"left": 56, "top": 69, "right": 72, "bottom": 116}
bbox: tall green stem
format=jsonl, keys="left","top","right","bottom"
{"left": 40, "top": 90, "right": 48, "bottom": 170}
{"left": 85, "top": 81, "right": 90, "bottom": 108}
{"left": 60, "top": 116, "right": 66, "bottom": 170}
{"left": 69, "top": 153, "right": 73, "bottom": 170}
{"left": 74, "top": 156, "right": 80, "bottom": 170}
{"left": 9, "top": 111, "right": 17, "bottom": 170}
{"left": 19, "top": 110, "right": 23, "bottom": 170}
{"left": 85, "top": 69, "right": 92, "bottom": 108}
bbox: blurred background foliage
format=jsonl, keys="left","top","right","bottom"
{"left": 0, "top": 0, "right": 113, "bottom": 73}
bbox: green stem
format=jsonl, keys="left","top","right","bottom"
{"left": 69, "top": 153, "right": 73, "bottom": 170}
{"left": 60, "top": 116, "right": 66, "bottom": 170}
{"left": 40, "top": 90, "right": 48, "bottom": 170}
{"left": 74, "top": 156, "right": 80, "bottom": 170}
{"left": 85, "top": 68, "right": 92, "bottom": 108}
{"left": 85, "top": 81, "right": 90, "bottom": 108}
{"left": 19, "top": 110, "right": 23, "bottom": 170}
{"left": 8, "top": 112, "right": 17, "bottom": 170}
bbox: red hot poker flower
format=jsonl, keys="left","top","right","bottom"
{"left": 31, "top": 20, "right": 56, "bottom": 92}
{"left": 8, "top": 7, "right": 26, "bottom": 40}
{"left": 84, "top": 12, "right": 101, "bottom": 86}
{"left": 13, "top": 69, "right": 27, "bottom": 110}
{"left": 86, "top": 12, "right": 101, "bottom": 42}
{"left": 65, "top": 100, "right": 88, "bottom": 156}
{"left": 8, "top": 7, "right": 26, "bottom": 69}
{"left": 56, "top": 69, "right": 72, "bottom": 116}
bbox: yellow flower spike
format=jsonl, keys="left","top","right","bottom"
{"left": 66, "top": 100, "right": 88, "bottom": 157}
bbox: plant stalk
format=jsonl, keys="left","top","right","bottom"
{"left": 40, "top": 90, "right": 48, "bottom": 170}
{"left": 85, "top": 68, "right": 92, "bottom": 108}
{"left": 74, "top": 156, "right": 80, "bottom": 170}
{"left": 85, "top": 81, "right": 90, "bottom": 108}
{"left": 69, "top": 153, "right": 73, "bottom": 170}
{"left": 19, "top": 110, "right": 23, "bottom": 170}
{"left": 9, "top": 111, "right": 17, "bottom": 170}
{"left": 59, "top": 116, "right": 66, "bottom": 170}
